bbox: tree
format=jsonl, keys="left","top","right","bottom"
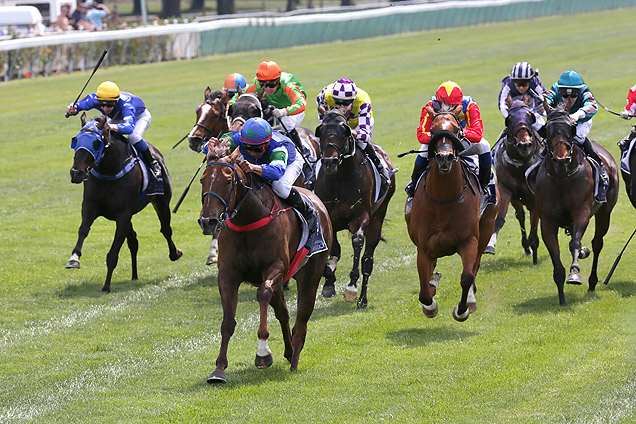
{"left": 133, "top": 0, "right": 141, "bottom": 15}
{"left": 217, "top": 0, "right": 234, "bottom": 15}
{"left": 160, "top": 0, "right": 181, "bottom": 18}
{"left": 190, "top": 0, "right": 205, "bottom": 11}
{"left": 341, "top": 0, "right": 353, "bottom": 5}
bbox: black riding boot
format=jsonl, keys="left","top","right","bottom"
{"left": 581, "top": 138, "right": 608, "bottom": 202}
{"left": 140, "top": 147, "right": 162, "bottom": 179}
{"left": 405, "top": 162, "right": 426, "bottom": 198}
{"left": 363, "top": 143, "right": 390, "bottom": 191}
{"left": 286, "top": 187, "right": 319, "bottom": 235}
{"left": 618, "top": 129, "right": 636, "bottom": 152}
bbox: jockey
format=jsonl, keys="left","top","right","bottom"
{"left": 617, "top": 84, "right": 636, "bottom": 152}
{"left": 231, "top": 117, "right": 318, "bottom": 234}
{"left": 406, "top": 80, "right": 495, "bottom": 203}
{"left": 223, "top": 72, "right": 247, "bottom": 101}
{"left": 316, "top": 77, "right": 390, "bottom": 193}
{"left": 545, "top": 70, "right": 608, "bottom": 202}
{"left": 497, "top": 62, "right": 546, "bottom": 140}
{"left": 229, "top": 60, "right": 307, "bottom": 152}
{"left": 66, "top": 81, "right": 161, "bottom": 178}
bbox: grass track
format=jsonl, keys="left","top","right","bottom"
{"left": 2, "top": 7, "right": 636, "bottom": 423}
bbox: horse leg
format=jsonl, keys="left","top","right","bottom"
{"left": 486, "top": 189, "right": 511, "bottom": 255}
{"left": 103, "top": 217, "right": 132, "bottom": 293}
{"left": 511, "top": 199, "right": 532, "bottom": 257}
{"left": 357, "top": 215, "right": 384, "bottom": 309}
{"left": 268, "top": 283, "right": 292, "bottom": 364}
{"left": 206, "top": 235, "right": 218, "bottom": 265}
{"left": 529, "top": 209, "right": 540, "bottom": 265}
{"left": 541, "top": 219, "right": 566, "bottom": 306}
{"left": 66, "top": 207, "right": 98, "bottom": 269}
{"left": 344, "top": 227, "right": 365, "bottom": 303}
{"left": 588, "top": 208, "right": 611, "bottom": 292}
{"left": 207, "top": 269, "right": 240, "bottom": 384}
{"left": 417, "top": 248, "right": 438, "bottom": 318}
{"left": 254, "top": 264, "right": 285, "bottom": 369}
{"left": 566, "top": 216, "right": 591, "bottom": 286}
{"left": 126, "top": 225, "right": 139, "bottom": 281}
{"left": 152, "top": 198, "right": 183, "bottom": 262}
{"left": 453, "top": 241, "right": 478, "bottom": 322}
{"left": 321, "top": 231, "right": 340, "bottom": 298}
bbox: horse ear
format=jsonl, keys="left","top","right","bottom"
{"left": 205, "top": 86, "right": 212, "bottom": 100}
{"left": 238, "top": 85, "right": 244, "bottom": 96}
{"left": 527, "top": 111, "right": 536, "bottom": 125}
{"left": 426, "top": 104, "right": 435, "bottom": 117}
{"left": 80, "top": 112, "right": 87, "bottom": 127}
{"left": 543, "top": 99, "right": 552, "bottom": 114}
{"left": 315, "top": 125, "right": 322, "bottom": 138}
{"left": 452, "top": 104, "right": 462, "bottom": 116}
{"left": 230, "top": 146, "right": 240, "bottom": 161}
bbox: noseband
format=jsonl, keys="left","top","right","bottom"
{"left": 193, "top": 100, "right": 225, "bottom": 142}
{"left": 202, "top": 161, "right": 251, "bottom": 221}
{"left": 320, "top": 114, "right": 356, "bottom": 165}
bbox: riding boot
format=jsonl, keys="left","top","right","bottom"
{"left": 617, "top": 129, "right": 636, "bottom": 152}
{"left": 405, "top": 160, "right": 427, "bottom": 199}
{"left": 478, "top": 152, "right": 492, "bottom": 191}
{"left": 363, "top": 143, "right": 390, "bottom": 193}
{"left": 286, "top": 187, "right": 319, "bottom": 236}
{"left": 139, "top": 145, "right": 162, "bottom": 179}
{"left": 581, "top": 138, "right": 609, "bottom": 203}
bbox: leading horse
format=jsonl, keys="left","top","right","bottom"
{"left": 487, "top": 99, "right": 543, "bottom": 263}
{"left": 534, "top": 105, "right": 618, "bottom": 306}
{"left": 314, "top": 110, "right": 396, "bottom": 308}
{"left": 198, "top": 142, "right": 332, "bottom": 384}
{"left": 67, "top": 114, "right": 182, "bottom": 292}
{"left": 405, "top": 103, "right": 499, "bottom": 320}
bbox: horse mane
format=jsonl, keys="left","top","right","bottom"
{"left": 436, "top": 102, "right": 457, "bottom": 114}
{"left": 206, "top": 138, "right": 233, "bottom": 161}
{"left": 207, "top": 89, "right": 225, "bottom": 102}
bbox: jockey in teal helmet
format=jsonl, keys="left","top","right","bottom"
{"left": 232, "top": 117, "right": 318, "bottom": 233}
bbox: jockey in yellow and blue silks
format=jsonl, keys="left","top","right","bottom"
{"left": 316, "top": 77, "right": 390, "bottom": 193}
{"left": 545, "top": 70, "right": 608, "bottom": 202}
{"left": 65, "top": 81, "right": 161, "bottom": 178}
{"left": 406, "top": 81, "right": 495, "bottom": 203}
{"left": 229, "top": 60, "right": 307, "bottom": 151}
{"left": 224, "top": 117, "right": 318, "bottom": 234}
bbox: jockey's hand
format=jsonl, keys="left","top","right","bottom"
{"left": 106, "top": 123, "right": 119, "bottom": 132}
{"left": 351, "top": 129, "right": 358, "bottom": 138}
{"left": 569, "top": 110, "right": 585, "bottom": 123}
{"left": 272, "top": 108, "right": 288, "bottom": 118}
{"left": 620, "top": 110, "right": 632, "bottom": 120}
{"left": 238, "top": 160, "right": 263, "bottom": 176}
{"left": 66, "top": 104, "right": 78, "bottom": 116}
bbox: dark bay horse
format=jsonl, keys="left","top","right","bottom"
{"left": 405, "top": 104, "right": 499, "bottom": 321}
{"left": 67, "top": 114, "right": 182, "bottom": 292}
{"left": 314, "top": 110, "right": 396, "bottom": 308}
{"left": 187, "top": 87, "right": 229, "bottom": 264}
{"left": 619, "top": 125, "right": 636, "bottom": 209}
{"left": 199, "top": 143, "right": 332, "bottom": 384}
{"left": 534, "top": 106, "right": 618, "bottom": 306}
{"left": 487, "top": 99, "right": 543, "bottom": 264}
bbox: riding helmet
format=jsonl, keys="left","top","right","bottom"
{"left": 240, "top": 117, "right": 272, "bottom": 145}
{"left": 332, "top": 78, "right": 357, "bottom": 100}
{"left": 256, "top": 60, "right": 282, "bottom": 81}
{"left": 96, "top": 81, "right": 120, "bottom": 102}
{"left": 435, "top": 81, "right": 463, "bottom": 105}
{"left": 510, "top": 62, "right": 535, "bottom": 80}
{"left": 224, "top": 73, "right": 247, "bottom": 93}
{"left": 557, "top": 70, "right": 584, "bottom": 88}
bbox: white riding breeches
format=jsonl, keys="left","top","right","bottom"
{"left": 279, "top": 112, "right": 305, "bottom": 132}
{"left": 272, "top": 153, "right": 304, "bottom": 199}
{"left": 574, "top": 119, "right": 593, "bottom": 144}
{"left": 111, "top": 109, "right": 152, "bottom": 146}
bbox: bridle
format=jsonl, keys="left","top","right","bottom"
{"left": 228, "top": 93, "right": 263, "bottom": 129}
{"left": 193, "top": 99, "right": 225, "bottom": 143}
{"left": 201, "top": 160, "right": 251, "bottom": 222}
{"left": 319, "top": 113, "right": 356, "bottom": 166}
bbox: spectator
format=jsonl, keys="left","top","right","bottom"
{"left": 52, "top": 3, "right": 72, "bottom": 32}
{"left": 106, "top": 6, "right": 127, "bottom": 29}
{"left": 70, "top": 2, "right": 95, "bottom": 31}
{"left": 85, "top": 0, "right": 110, "bottom": 30}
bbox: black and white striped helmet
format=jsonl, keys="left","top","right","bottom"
{"left": 510, "top": 62, "right": 535, "bottom": 80}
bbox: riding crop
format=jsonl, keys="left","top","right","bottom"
{"left": 173, "top": 156, "right": 206, "bottom": 213}
{"left": 172, "top": 133, "right": 190, "bottom": 149}
{"left": 65, "top": 50, "right": 108, "bottom": 118}
{"left": 276, "top": 117, "right": 313, "bottom": 169}
{"left": 595, "top": 98, "right": 635, "bottom": 118}
{"left": 603, "top": 226, "right": 636, "bottom": 285}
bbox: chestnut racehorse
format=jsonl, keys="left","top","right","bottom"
{"left": 405, "top": 103, "right": 499, "bottom": 320}
{"left": 199, "top": 142, "right": 332, "bottom": 384}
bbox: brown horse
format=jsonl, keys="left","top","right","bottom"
{"left": 314, "top": 110, "right": 396, "bottom": 308}
{"left": 534, "top": 106, "right": 618, "bottom": 306}
{"left": 405, "top": 103, "right": 499, "bottom": 320}
{"left": 186, "top": 87, "right": 229, "bottom": 265}
{"left": 67, "top": 114, "right": 182, "bottom": 292}
{"left": 487, "top": 99, "right": 543, "bottom": 264}
{"left": 199, "top": 142, "right": 332, "bottom": 384}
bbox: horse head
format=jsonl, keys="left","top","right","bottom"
{"left": 199, "top": 145, "right": 247, "bottom": 235}
{"left": 315, "top": 109, "right": 354, "bottom": 175}
{"left": 505, "top": 99, "right": 539, "bottom": 159}
{"left": 188, "top": 87, "right": 227, "bottom": 153}
{"left": 545, "top": 104, "right": 578, "bottom": 174}
{"left": 428, "top": 103, "right": 463, "bottom": 174}
{"left": 69, "top": 113, "right": 110, "bottom": 183}
{"left": 227, "top": 92, "right": 264, "bottom": 132}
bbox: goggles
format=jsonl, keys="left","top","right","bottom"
{"left": 334, "top": 98, "right": 354, "bottom": 106}
{"left": 512, "top": 79, "right": 530, "bottom": 88}
{"left": 98, "top": 100, "right": 116, "bottom": 108}
{"left": 259, "top": 79, "right": 279, "bottom": 89}
{"left": 244, "top": 143, "right": 268, "bottom": 153}
{"left": 558, "top": 88, "right": 580, "bottom": 99}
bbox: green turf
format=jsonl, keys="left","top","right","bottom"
{"left": 2, "top": 7, "right": 636, "bottom": 423}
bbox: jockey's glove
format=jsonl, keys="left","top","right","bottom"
{"left": 620, "top": 110, "right": 632, "bottom": 120}
{"left": 272, "top": 108, "right": 288, "bottom": 118}
{"left": 569, "top": 110, "right": 586, "bottom": 123}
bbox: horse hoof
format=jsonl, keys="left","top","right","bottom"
{"left": 321, "top": 284, "right": 336, "bottom": 298}
{"left": 65, "top": 260, "right": 80, "bottom": 269}
{"left": 452, "top": 305, "right": 470, "bottom": 322}
{"left": 206, "top": 255, "right": 217, "bottom": 265}
{"left": 207, "top": 370, "right": 227, "bottom": 384}
{"left": 566, "top": 272, "right": 582, "bottom": 285}
{"left": 484, "top": 245, "right": 495, "bottom": 255}
{"left": 255, "top": 353, "right": 273, "bottom": 369}
{"left": 422, "top": 299, "right": 438, "bottom": 318}
{"left": 171, "top": 249, "right": 183, "bottom": 261}
{"left": 343, "top": 286, "right": 358, "bottom": 302}
{"left": 579, "top": 247, "right": 591, "bottom": 259}
{"left": 467, "top": 302, "right": 477, "bottom": 314}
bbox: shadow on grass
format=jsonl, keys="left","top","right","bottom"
{"left": 512, "top": 289, "right": 600, "bottom": 314}
{"left": 479, "top": 252, "right": 545, "bottom": 273}
{"left": 385, "top": 326, "right": 479, "bottom": 347}
{"left": 602, "top": 280, "right": 636, "bottom": 298}
{"left": 187, "top": 363, "right": 296, "bottom": 390}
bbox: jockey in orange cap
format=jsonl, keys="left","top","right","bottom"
{"left": 405, "top": 81, "right": 495, "bottom": 204}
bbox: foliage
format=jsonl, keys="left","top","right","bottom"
{"left": 1, "top": 8, "right": 636, "bottom": 423}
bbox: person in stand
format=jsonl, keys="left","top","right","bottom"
{"left": 544, "top": 70, "right": 608, "bottom": 202}
{"left": 617, "top": 84, "right": 636, "bottom": 152}
{"left": 229, "top": 60, "right": 307, "bottom": 151}
{"left": 65, "top": 81, "right": 162, "bottom": 178}
{"left": 316, "top": 77, "right": 390, "bottom": 193}
{"left": 52, "top": 3, "right": 72, "bottom": 32}
{"left": 405, "top": 80, "right": 496, "bottom": 204}
{"left": 85, "top": 0, "right": 110, "bottom": 31}
{"left": 70, "top": 2, "right": 95, "bottom": 31}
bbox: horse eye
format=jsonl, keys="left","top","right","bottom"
{"left": 92, "top": 139, "right": 101, "bottom": 151}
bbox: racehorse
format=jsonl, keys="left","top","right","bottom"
{"left": 533, "top": 105, "right": 618, "bottom": 306}
{"left": 314, "top": 109, "right": 396, "bottom": 308}
{"left": 619, "top": 126, "right": 636, "bottom": 209}
{"left": 187, "top": 87, "right": 229, "bottom": 265}
{"left": 67, "top": 114, "right": 182, "bottom": 292}
{"left": 405, "top": 103, "right": 499, "bottom": 320}
{"left": 487, "top": 99, "right": 543, "bottom": 264}
{"left": 198, "top": 141, "right": 332, "bottom": 384}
